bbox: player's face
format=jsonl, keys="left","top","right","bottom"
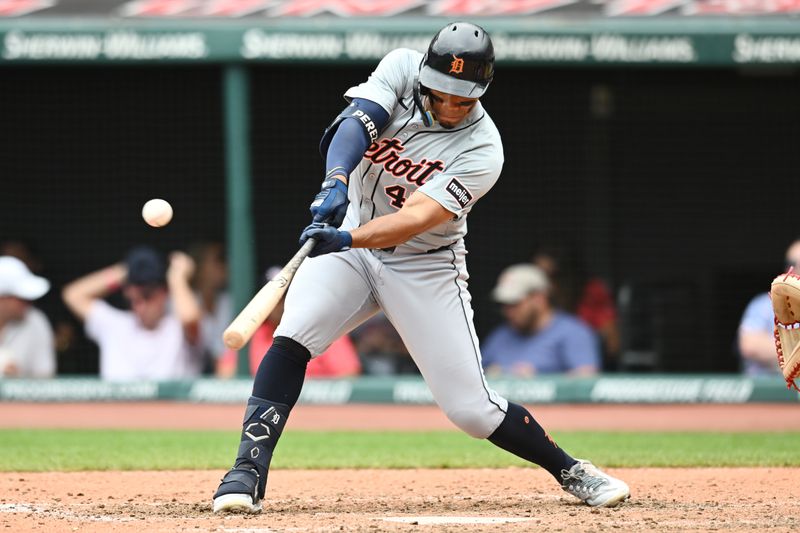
{"left": 124, "top": 285, "right": 168, "bottom": 330}
{"left": 427, "top": 89, "right": 478, "bottom": 129}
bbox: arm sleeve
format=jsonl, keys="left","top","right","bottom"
{"left": 325, "top": 98, "right": 390, "bottom": 178}
{"left": 417, "top": 143, "right": 504, "bottom": 217}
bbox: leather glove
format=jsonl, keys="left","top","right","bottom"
{"left": 772, "top": 269, "right": 800, "bottom": 391}
{"left": 300, "top": 223, "right": 353, "bottom": 258}
{"left": 310, "top": 178, "right": 349, "bottom": 227}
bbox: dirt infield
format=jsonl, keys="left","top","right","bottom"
{"left": 2, "top": 468, "right": 799, "bottom": 532}
{"left": 2, "top": 403, "right": 799, "bottom": 531}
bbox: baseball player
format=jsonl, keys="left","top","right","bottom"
{"left": 213, "top": 21, "right": 630, "bottom": 513}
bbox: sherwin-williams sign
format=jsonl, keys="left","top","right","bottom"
{"left": 2, "top": 23, "right": 800, "bottom": 65}
{"left": 1, "top": 30, "right": 210, "bottom": 59}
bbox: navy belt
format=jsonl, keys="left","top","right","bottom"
{"left": 377, "top": 243, "right": 454, "bottom": 255}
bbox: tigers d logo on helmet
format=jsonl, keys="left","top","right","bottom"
{"left": 417, "top": 22, "right": 495, "bottom": 99}
{"left": 449, "top": 55, "right": 464, "bottom": 74}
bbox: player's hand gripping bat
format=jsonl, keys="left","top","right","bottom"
{"left": 222, "top": 238, "right": 316, "bottom": 350}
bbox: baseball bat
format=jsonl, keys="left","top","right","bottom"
{"left": 222, "top": 238, "right": 316, "bottom": 350}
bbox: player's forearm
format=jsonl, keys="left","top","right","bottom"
{"left": 349, "top": 210, "right": 430, "bottom": 249}
{"left": 62, "top": 264, "right": 127, "bottom": 319}
{"left": 348, "top": 191, "right": 453, "bottom": 249}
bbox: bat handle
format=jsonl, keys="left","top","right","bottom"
{"left": 222, "top": 238, "right": 317, "bottom": 351}
{"left": 294, "top": 237, "right": 317, "bottom": 263}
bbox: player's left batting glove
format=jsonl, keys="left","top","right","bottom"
{"left": 310, "top": 178, "right": 349, "bottom": 227}
{"left": 300, "top": 223, "right": 353, "bottom": 258}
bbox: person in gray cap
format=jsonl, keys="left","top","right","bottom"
{"left": 482, "top": 263, "right": 600, "bottom": 377}
{"left": 62, "top": 246, "right": 203, "bottom": 381}
{"left": 0, "top": 256, "right": 55, "bottom": 378}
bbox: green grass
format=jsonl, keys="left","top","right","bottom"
{"left": 1, "top": 430, "right": 799, "bottom": 472}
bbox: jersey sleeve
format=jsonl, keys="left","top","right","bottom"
{"left": 343, "top": 48, "right": 417, "bottom": 116}
{"left": 417, "top": 143, "right": 503, "bottom": 217}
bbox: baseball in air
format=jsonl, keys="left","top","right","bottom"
{"left": 142, "top": 198, "right": 173, "bottom": 227}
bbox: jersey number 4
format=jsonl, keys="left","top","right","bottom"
{"left": 384, "top": 185, "right": 407, "bottom": 208}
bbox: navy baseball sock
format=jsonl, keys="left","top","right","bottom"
{"left": 488, "top": 402, "right": 577, "bottom": 482}
{"left": 252, "top": 336, "right": 311, "bottom": 407}
{"left": 218, "top": 337, "right": 311, "bottom": 500}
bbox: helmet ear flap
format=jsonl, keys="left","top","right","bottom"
{"left": 412, "top": 78, "right": 434, "bottom": 127}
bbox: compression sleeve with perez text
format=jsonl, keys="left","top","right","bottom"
{"left": 325, "top": 98, "right": 389, "bottom": 180}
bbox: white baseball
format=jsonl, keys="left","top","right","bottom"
{"left": 142, "top": 198, "right": 173, "bottom": 227}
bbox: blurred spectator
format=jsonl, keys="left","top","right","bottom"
{"left": 481, "top": 264, "right": 600, "bottom": 377}
{"left": 350, "top": 312, "right": 418, "bottom": 375}
{"left": 738, "top": 239, "right": 800, "bottom": 376}
{"left": 188, "top": 241, "right": 232, "bottom": 369}
{"left": 0, "top": 256, "right": 56, "bottom": 378}
{"left": 216, "top": 266, "right": 361, "bottom": 378}
{"left": 532, "top": 244, "right": 620, "bottom": 367}
{"left": 1, "top": 237, "right": 90, "bottom": 374}
{"left": 62, "top": 246, "right": 203, "bottom": 381}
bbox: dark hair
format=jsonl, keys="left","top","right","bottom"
{"left": 125, "top": 245, "right": 166, "bottom": 286}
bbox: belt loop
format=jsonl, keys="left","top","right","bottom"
{"left": 426, "top": 243, "right": 454, "bottom": 254}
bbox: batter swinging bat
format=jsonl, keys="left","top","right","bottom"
{"left": 222, "top": 238, "right": 317, "bottom": 350}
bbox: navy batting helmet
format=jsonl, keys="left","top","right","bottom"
{"left": 418, "top": 22, "right": 495, "bottom": 98}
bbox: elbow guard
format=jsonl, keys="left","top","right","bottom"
{"left": 319, "top": 98, "right": 388, "bottom": 158}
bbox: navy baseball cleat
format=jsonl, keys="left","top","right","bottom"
{"left": 560, "top": 460, "right": 630, "bottom": 508}
{"left": 212, "top": 466, "right": 263, "bottom": 513}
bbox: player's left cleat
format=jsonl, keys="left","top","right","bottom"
{"left": 212, "top": 467, "right": 263, "bottom": 514}
{"left": 560, "top": 460, "right": 630, "bottom": 508}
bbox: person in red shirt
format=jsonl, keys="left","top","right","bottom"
{"left": 216, "top": 266, "right": 360, "bottom": 378}
{"left": 532, "top": 246, "right": 620, "bottom": 366}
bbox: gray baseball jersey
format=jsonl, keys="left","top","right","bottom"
{"left": 275, "top": 47, "right": 509, "bottom": 438}
{"left": 341, "top": 48, "right": 504, "bottom": 254}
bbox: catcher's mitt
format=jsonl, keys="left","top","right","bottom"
{"left": 771, "top": 269, "right": 800, "bottom": 391}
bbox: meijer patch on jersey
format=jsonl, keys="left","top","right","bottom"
{"left": 446, "top": 178, "right": 473, "bottom": 208}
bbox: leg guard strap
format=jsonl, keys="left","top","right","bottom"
{"left": 233, "top": 396, "right": 291, "bottom": 498}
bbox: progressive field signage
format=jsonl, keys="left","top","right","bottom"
{"left": 0, "top": 376, "right": 796, "bottom": 403}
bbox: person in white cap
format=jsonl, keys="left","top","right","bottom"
{"left": 482, "top": 263, "right": 600, "bottom": 377}
{"left": 0, "top": 256, "right": 56, "bottom": 378}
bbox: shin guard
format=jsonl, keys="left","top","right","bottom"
{"left": 232, "top": 396, "right": 291, "bottom": 499}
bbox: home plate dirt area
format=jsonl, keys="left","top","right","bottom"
{"left": 2, "top": 468, "right": 799, "bottom": 532}
{"left": 1, "top": 403, "right": 799, "bottom": 532}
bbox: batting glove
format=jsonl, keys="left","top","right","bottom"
{"left": 310, "top": 178, "right": 349, "bottom": 227}
{"left": 300, "top": 223, "right": 353, "bottom": 258}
